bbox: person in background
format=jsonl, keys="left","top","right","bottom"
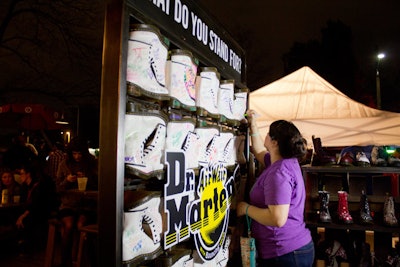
{"left": 3, "top": 135, "right": 38, "bottom": 171}
{"left": 45, "top": 141, "right": 66, "bottom": 182}
{"left": 0, "top": 167, "right": 21, "bottom": 204}
{"left": 15, "top": 164, "right": 57, "bottom": 254}
{"left": 56, "top": 136, "right": 98, "bottom": 265}
{"left": 236, "top": 109, "right": 314, "bottom": 267}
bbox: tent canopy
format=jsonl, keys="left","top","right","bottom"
{"left": 249, "top": 66, "right": 400, "bottom": 147}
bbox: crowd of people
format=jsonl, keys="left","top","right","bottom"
{"left": 0, "top": 134, "right": 98, "bottom": 265}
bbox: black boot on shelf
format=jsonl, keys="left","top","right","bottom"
{"left": 311, "top": 135, "right": 336, "bottom": 166}
{"left": 354, "top": 240, "right": 372, "bottom": 267}
{"left": 318, "top": 190, "right": 332, "bottom": 223}
{"left": 360, "top": 190, "right": 373, "bottom": 225}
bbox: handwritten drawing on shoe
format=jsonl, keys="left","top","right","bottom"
{"left": 123, "top": 191, "right": 163, "bottom": 264}
{"left": 166, "top": 49, "right": 198, "bottom": 110}
{"left": 127, "top": 24, "right": 169, "bottom": 100}
{"left": 195, "top": 67, "right": 220, "bottom": 118}
{"left": 125, "top": 112, "right": 167, "bottom": 179}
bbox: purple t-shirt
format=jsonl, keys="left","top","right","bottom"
{"left": 250, "top": 153, "right": 311, "bottom": 259}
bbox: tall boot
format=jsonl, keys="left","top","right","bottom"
{"left": 165, "top": 49, "right": 198, "bottom": 111}
{"left": 218, "top": 130, "right": 235, "bottom": 167}
{"left": 337, "top": 191, "right": 353, "bottom": 224}
{"left": 233, "top": 88, "right": 248, "bottom": 123}
{"left": 195, "top": 67, "right": 220, "bottom": 118}
{"left": 194, "top": 123, "right": 220, "bottom": 167}
{"left": 318, "top": 191, "right": 332, "bottom": 223}
{"left": 360, "top": 190, "right": 373, "bottom": 225}
{"left": 218, "top": 80, "right": 235, "bottom": 123}
{"left": 127, "top": 24, "right": 170, "bottom": 100}
{"left": 166, "top": 119, "right": 200, "bottom": 170}
{"left": 125, "top": 112, "right": 168, "bottom": 179}
{"left": 123, "top": 190, "right": 163, "bottom": 265}
{"left": 311, "top": 135, "right": 336, "bottom": 166}
{"left": 383, "top": 193, "right": 398, "bottom": 227}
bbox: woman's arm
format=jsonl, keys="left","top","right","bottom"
{"left": 56, "top": 160, "right": 76, "bottom": 191}
{"left": 16, "top": 210, "right": 30, "bottom": 229}
{"left": 247, "top": 109, "right": 267, "bottom": 164}
{"left": 237, "top": 201, "right": 289, "bottom": 227}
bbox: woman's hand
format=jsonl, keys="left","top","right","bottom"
{"left": 66, "top": 174, "right": 77, "bottom": 182}
{"left": 16, "top": 211, "right": 28, "bottom": 229}
{"left": 246, "top": 109, "right": 257, "bottom": 125}
{"left": 236, "top": 201, "right": 249, "bottom": 217}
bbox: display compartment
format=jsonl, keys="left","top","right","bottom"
{"left": 303, "top": 165, "right": 400, "bottom": 266}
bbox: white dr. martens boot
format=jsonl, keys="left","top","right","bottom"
{"left": 127, "top": 24, "right": 170, "bottom": 100}
{"left": 125, "top": 112, "right": 167, "bottom": 179}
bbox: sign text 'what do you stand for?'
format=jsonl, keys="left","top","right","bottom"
{"left": 150, "top": 0, "right": 243, "bottom": 75}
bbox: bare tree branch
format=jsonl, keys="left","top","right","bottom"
{"left": 0, "top": 0, "right": 104, "bottom": 106}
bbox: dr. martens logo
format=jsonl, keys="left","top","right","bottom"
{"left": 164, "top": 151, "right": 235, "bottom": 261}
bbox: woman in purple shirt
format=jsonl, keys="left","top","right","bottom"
{"left": 237, "top": 109, "right": 314, "bottom": 267}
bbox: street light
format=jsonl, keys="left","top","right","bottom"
{"left": 376, "top": 53, "right": 385, "bottom": 109}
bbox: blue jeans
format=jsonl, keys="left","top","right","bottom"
{"left": 258, "top": 241, "right": 315, "bottom": 267}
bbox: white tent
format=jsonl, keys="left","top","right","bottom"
{"left": 249, "top": 66, "right": 400, "bottom": 147}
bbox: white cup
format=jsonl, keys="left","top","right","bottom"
{"left": 77, "top": 177, "right": 88, "bottom": 191}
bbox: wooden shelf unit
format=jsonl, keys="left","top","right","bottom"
{"left": 302, "top": 164, "right": 400, "bottom": 266}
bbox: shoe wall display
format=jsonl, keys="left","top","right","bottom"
{"left": 122, "top": 21, "right": 248, "bottom": 267}
{"left": 99, "top": 1, "right": 249, "bottom": 266}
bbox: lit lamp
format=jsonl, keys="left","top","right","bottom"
{"left": 376, "top": 53, "right": 385, "bottom": 109}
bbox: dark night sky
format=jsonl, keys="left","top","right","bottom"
{"left": 198, "top": 0, "right": 400, "bottom": 93}
{"left": 1, "top": 0, "right": 399, "bottom": 118}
